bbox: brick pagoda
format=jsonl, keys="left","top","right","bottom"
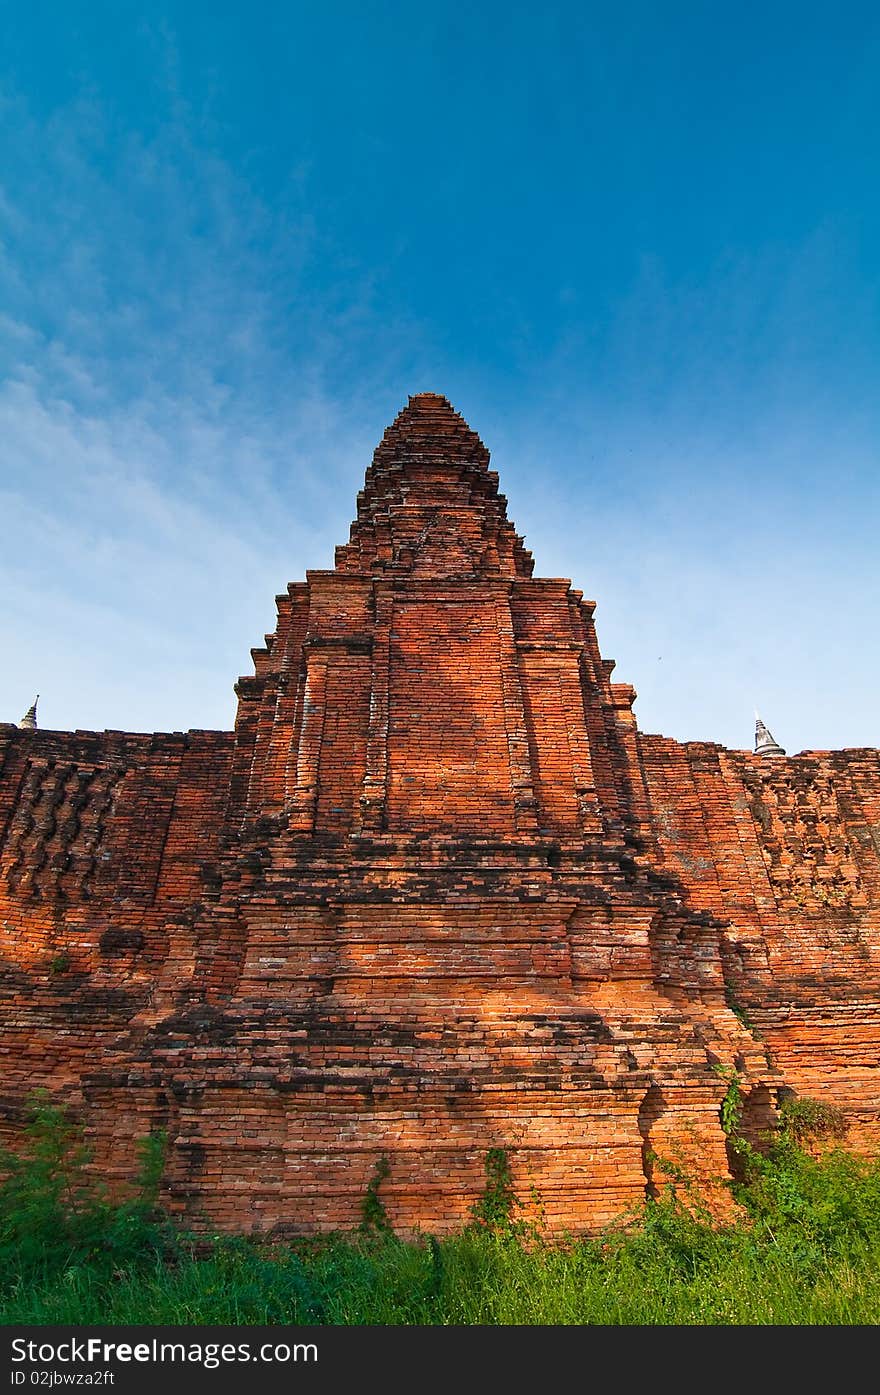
{"left": 1, "top": 393, "right": 878, "bottom": 1234}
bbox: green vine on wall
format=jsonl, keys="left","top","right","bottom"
{"left": 470, "top": 1148, "right": 519, "bottom": 1232}
{"left": 712, "top": 1064, "right": 744, "bottom": 1140}
{"left": 359, "top": 1155, "right": 393, "bottom": 1238}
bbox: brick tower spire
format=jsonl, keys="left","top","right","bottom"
{"left": 334, "top": 393, "right": 534, "bottom": 579}
{"left": 234, "top": 392, "right": 654, "bottom": 842}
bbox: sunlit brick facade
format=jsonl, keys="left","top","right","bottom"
{"left": 2, "top": 394, "right": 877, "bottom": 1234}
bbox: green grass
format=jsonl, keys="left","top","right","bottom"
{"left": 2, "top": 1097, "right": 880, "bottom": 1325}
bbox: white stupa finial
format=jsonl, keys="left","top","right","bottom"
{"left": 18, "top": 696, "right": 39, "bottom": 731}
{"left": 755, "top": 711, "right": 785, "bottom": 758}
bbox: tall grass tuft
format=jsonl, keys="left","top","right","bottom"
{"left": 2, "top": 1097, "right": 880, "bottom": 1325}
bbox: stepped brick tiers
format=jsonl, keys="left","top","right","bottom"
{"left": 1, "top": 393, "right": 878, "bottom": 1236}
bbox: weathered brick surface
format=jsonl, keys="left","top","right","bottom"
{"left": 638, "top": 736, "right": 880, "bottom": 1148}
{"left": 0, "top": 394, "right": 876, "bottom": 1233}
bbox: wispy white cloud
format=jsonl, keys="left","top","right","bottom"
{"left": 0, "top": 361, "right": 395, "bottom": 732}
{"left": 0, "top": 75, "right": 877, "bottom": 759}
{"left": 0, "top": 80, "right": 438, "bottom": 732}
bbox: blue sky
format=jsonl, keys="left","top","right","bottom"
{"left": 1, "top": 2, "right": 877, "bottom": 753}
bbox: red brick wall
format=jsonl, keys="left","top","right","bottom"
{"left": 638, "top": 735, "right": 880, "bottom": 1148}
{"left": 0, "top": 394, "right": 876, "bottom": 1235}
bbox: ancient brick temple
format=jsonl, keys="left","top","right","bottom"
{"left": 1, "top": 394, "right": 878, "bottom": 1234}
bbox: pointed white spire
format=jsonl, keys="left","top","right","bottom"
{"left": 755, "top": 711, "right": 785, "bottom": 758}
{"left": 18, "top": 696, "right": 39, "bottom": 731}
